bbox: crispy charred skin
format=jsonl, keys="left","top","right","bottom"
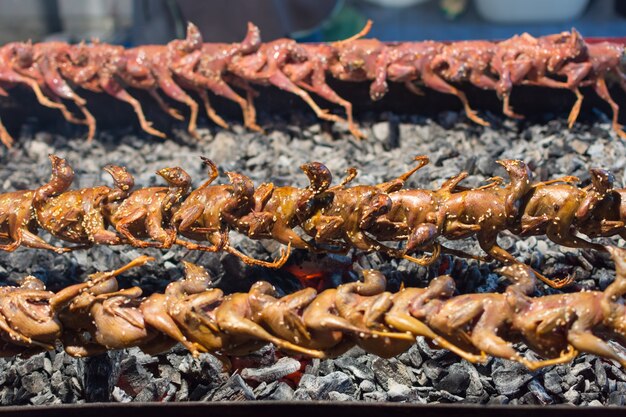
{"left": 0, "top": 256, "right": 153, "bottom": 355}
{"left": 0, "top": 189, "right": 68, "bottom": 254}
{"left": 577, "top": 170, "right": 626, "bottom": 240}
{"left": 3, "top": 251, "right": 626, "bottom": 370}
{"left": 107, "top": 166, "right": 191, "bottom": 249}
{"left": 234, "top": 161, "right": 334, "bottom": 252}
{"left": 434, "top": 160, "right": 570, "bottom": 287}
{"left": 300, "top": 161, "right": 428, "bottom": 260}
{"left": 33, "top": 155, "right": 133, "bottom": 246}
{"left": 505, "top": 246, "right": 626, "bottom": 368}
{"left": 512, "top": 170, "right": 609, "bottom": 253}
{"left": 172, "top": 157, "right": 290, "bottom": 268}
{"left": 140, "top": 260, "right": 224, "bottom": 357}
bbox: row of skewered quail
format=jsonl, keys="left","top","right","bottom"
{"left": 1, "top": 247, "right": 625, "bottom": 371}
{"left": 1, "top": 153, "right": 625, "bottom": 291}
{"left": 1, "top": 21, "right": 625, "bottom": 147}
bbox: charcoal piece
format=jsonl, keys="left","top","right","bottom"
{"left": 581, "top": 390, "right": 601, "bottom": 403}
{"left": 16, "top": 354, "right": 46, "bottom": 377}
{"left": 21, "top": 371, "right": 47, "bottom": 395}
{"left": 30, "top": 391, "right": 59, "bottom": 405}
{"left": 571, "top": 361, "right": 594, "bottom": 378}
{"left": 83, "top": 354, "right": 115, "bottom": 402}
{"left": 334, "top": 356, "right": 375, "bottom": 381}
{"left": 296, "top": 372, "right": 356, "bottom": 400}
{"left": 608, "top": 391, "right": 626, "bottom": 406}
{"left": 372, "top": 358, "right": 415, "bottom": 390}
{"left": 518, "top": 391, "right": 540, "bottom": 405}
{"left": 386, "top": 379, "right": 424, "bottom": 403}
{"left": 564, "top": 386, "right": 582, "bottom": 404}
{"left": 359, "top": 380, "right": 376, "bottom": 393}
{"left": 158, "top": 364, "right": 182, "bottom": 386}
{"left": 416, "top": 337, "right": 450, "bottom": 360}
{"left": 435, "top": 363, "right": 470, "bottom": 395}
{"left": 543, "top": 369, "right": 564, "bottom": 394}
{"left": 487, "top": 394, "right": 510, "bottom": 405}
{"left": 240, "top": 356, "right": 301, "bottom": 383}
{"left": 211, "top": 374, "right": 255, "bottom": 401}
{"left": 328, "top": 391, "right": 356, "bottom": 401}
{"left": 255, "top": 381, "right": 294, "bottom": 401}
{"left": 117, "top": 356, "right": 152, "bottom": 397}
{"left": 363, "top": 391, "right": 388, "bottom": 402}
{"left": 463, "top": 362, "right": 484, "bottom": 397}
{"left": 492, "top": 363, "right": 534, "bottom": 396}
{"left": 527, "top": 379, "right": 554, "bottom": 405}
{"left": 421, "top": 359, "right": 444, "bottom": 382}
{"left": 133, "top": 378, "right": 171, "bottom": 402}
{"left": 189, "top": 384, "right": 212, "bottom": 401}
{"left": 112, "top": 386, "right": 133, "bottom": 403}
{"left": 175, "top": 380, "right": 190, "bottom": 402}
{"left": 594, "top": 359, "right": 609, "bottom": 394}
{"left": 397, "top": 345, "right": 423, "bottom": 369}
{"left": 317, "top": 359, "right": 336, "bottom": 376}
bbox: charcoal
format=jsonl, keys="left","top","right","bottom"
{"left": 527, "top": 379, "right": 554, "bottom": 405}
{"left": 16, "top": 354, "right": 46, "bottom": 377}
{"left": 463, "top": 362, "right": 484, "bottom": 397}
{"left": 518, "top": 391, "right": 540, "bottom": 405}
{"left": 416, "top": 337, "right": 450, "bottom": 360}
{"left": 492, "top": 362, "right": 534, "bottom": 396}
{"left": 363, "top": 391, "right": 388, "bottom": 402}
{"left": 564, "top": 386, "right": 582, "bottom": 404}
{"left": 117, "top": 356, "right": 153, "bottom": 397}
{"left": 112, "top": 386, "right": 133, "bottom": 403}
{"left": 335, "top": 356, "right": 375, "bottom": 381}
{"left": 30, "top": 391, "right": 59, "bottom": 405}
{"left": 133, "top": 378, "right": 172, "bottom": 402}
{"left": 435, "top": 363, "right": 470, "bottom": 395}
{"left": 397, "top": 345, "right": 423, "bottom": 369}
{"left": 175, "top": 380, "right": 190, "bottom": 401}
{"left": 438, "top": 390, "right": 464, "bottom": 403}
{"left": 543, "top": 369, "right": 564, "bottom": 394}
{"left": 296, "top": 372, "right": 356, "bottom": 400}
{"left": 0, "top": 111, "right": 624, "bottom": 405}
{"left": 189, "top": 383, "right": 212, "bottom": 401}
{"left": 594, "top": 359, "right": 609, "bottom": 394}
{"left": 487, "top": 394, "right": 510, "bottom": 405}
{"left": 328, "top": 391, "right": 356, "bottom": 401}
{"left": 372, "top": 358, "right": 416, "bottom": 390}
{"left": 609, "top": 391, "right": 626, "bottom": 406}
{"left": 421, "top": 359, "right": 444, "bottom": 382}
{"left": 84, "top": 354, "right": 114, "bottom": 402}
{"left": 240, "top": 357, "right": 301, "bottom": 383}
{"left": 387, "top": 379, "right": 424, "bottom": 403}
{"left": 317, "top": 359, "right": 336, "bottom": 376}
{"left": 21, "top": 371, "right": 47, "bottom": 395}
{"left": 211, "top": 374, "right": 256, "bottom": 401}
{"left": 359, "top": 380, "right": 376, "bottom": 393}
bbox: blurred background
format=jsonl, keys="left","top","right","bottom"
{"left": 0, "top": 0, "right": 625, "bottom": 45}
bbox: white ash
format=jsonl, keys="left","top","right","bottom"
{"left": 0, "top": 110, "right": 624, "bottom": 405}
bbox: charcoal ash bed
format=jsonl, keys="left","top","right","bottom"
{"left": 0, "top": 104, "right": 624, "bottom": 407}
